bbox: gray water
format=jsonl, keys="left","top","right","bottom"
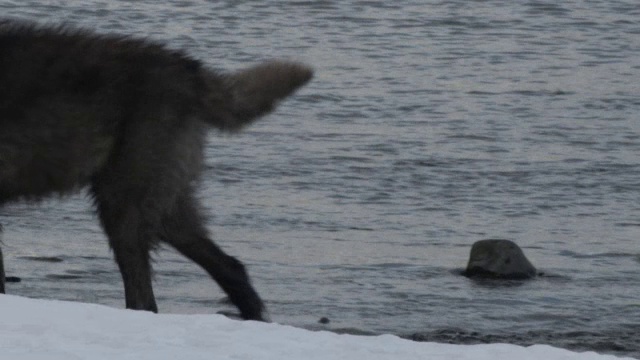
{"left": 1, "top": 0, "right": 639, "bottom": 357}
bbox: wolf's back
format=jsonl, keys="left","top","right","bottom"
{"left": 0, "top": 19, "right": 313, "bottom": 132}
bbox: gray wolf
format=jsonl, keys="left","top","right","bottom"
{"left": 0, "top": 19, "right": 313, "bottom": 321}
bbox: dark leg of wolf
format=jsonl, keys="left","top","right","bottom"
{"left": 91, "top": 182, "right": 158, "bottom": 312}
{"left": 0, "top": 245, "right": 4, "bottom": 294}
{"left": 160, "top": 192, "right": 264, "bottom": 320}
{"left": 0, "top": 223, "right": 4, "bottom": 293}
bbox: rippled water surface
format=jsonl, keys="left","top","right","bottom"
{"left": 1, "top": 1, "right": 639, "bottom": 357}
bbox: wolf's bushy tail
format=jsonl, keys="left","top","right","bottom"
{"left": 202, "top": 61, "right": 313, "bottom": 132}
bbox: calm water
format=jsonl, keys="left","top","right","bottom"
{"left": 1, "top": 1, "right": 639, "bottom": 357}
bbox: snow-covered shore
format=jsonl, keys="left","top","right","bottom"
{"left": 0, "top": 295, "right": 634, "bottom": 360}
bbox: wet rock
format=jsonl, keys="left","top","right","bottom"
{"left": 464, "top": 239, "right": 536, "bottom": 279}
{"left": 318, "top": 317, "right": 330, "bottom": 324}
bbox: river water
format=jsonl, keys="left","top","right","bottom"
{"left": 1, "top": 1, "right": 639, "bottom": 357}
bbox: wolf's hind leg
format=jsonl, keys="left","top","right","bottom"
{"left": 0, "top": 244, "right": 5, "bottom": 294}
{"left": 92, "top": 189, "right": 158, "bottom": 312}
{"left": 160, "top": 191, "right": 265, "bottom": 321}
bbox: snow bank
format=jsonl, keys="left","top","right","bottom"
{"left": 0, "top": 295, "right": 633, "bottom": 360}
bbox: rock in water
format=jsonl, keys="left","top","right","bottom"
{"left": 464, "top": 239, "right": 537, "bottom": 279}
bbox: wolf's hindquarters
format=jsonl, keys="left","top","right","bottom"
{"left": 0, "top": 19, "right": 313, "bottom": 320}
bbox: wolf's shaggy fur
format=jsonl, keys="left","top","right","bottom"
{"left": 0, "top": 19, "right": 312, "bottom": 320}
